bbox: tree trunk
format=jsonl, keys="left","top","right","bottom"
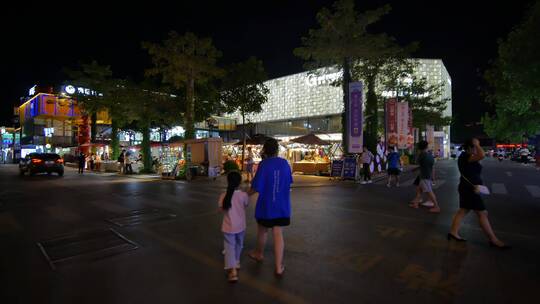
{"left": 241, "top": 113, "right": 246, "bottom": 171}
{"left": 185, "top": 74, "right": 195, "bottom": 140}
{"left": 111, "top": 119, "right": 120, "bottom": 160}
{"left": 141, "top": 121, "right": 152, "bottom": 173}
{"left": 91, "top": 111, "right": 98, "bottom": 152}
{"left": 365, "top": 74, "right": 378, "bottom": 153}
{"left": 342, "top": 57, "right": 351, "bottom": 154}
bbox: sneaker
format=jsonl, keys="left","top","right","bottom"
{"left": 368, "top": 180, "right": 373, "bottom": 184}
{"left": 386, "top": 183, "right": 391, "bottom": 188}
{"left": 421, "top": 201, "right": 435, "bottom": 207}
{"left": 360, "top": 181, "right": 367, "bottom": 185}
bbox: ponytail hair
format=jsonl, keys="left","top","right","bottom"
{"left": 222, "top": 171, "right": 242, "bottom": 210}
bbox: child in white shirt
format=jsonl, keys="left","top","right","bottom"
{"left": 218, "top": 171, "right": 249, "bottom": 283}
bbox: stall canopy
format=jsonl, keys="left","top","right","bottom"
{"left": 234, "top": 134, "right": 274, "bottom": 146}
{"left": 290, "top": 133, "right": 330, "bottom": 146}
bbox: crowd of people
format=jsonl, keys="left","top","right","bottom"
{"left": 217, "top": 137, "right": 512, "bottom": 283}
{"left": 76, "top": 149, "right": 158, "bottom": 175}
{"left": 77, "top": 152, "right": 108, "bottom": 174}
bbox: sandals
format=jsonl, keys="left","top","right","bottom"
{"left": 248, "top": 251, "right": 264, "bottom": 263}
{"left": 227, "top": 271, "right": 239, "bottom": 283}
{"left": 275, "top": 265, "right": 285, "bottom": 277}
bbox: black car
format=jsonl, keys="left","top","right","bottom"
{"left": 19, "top": 153, "right": 64, "bottom": 176}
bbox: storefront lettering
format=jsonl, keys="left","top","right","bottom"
{"left": 305, "top": 72, "right": 341, "bottom": 87}
{"left": 63, "top": 84, "right": 103, "bottom": 97}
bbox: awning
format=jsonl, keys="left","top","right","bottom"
{"left": 290, "top": 133, "right": 331, "bottom": 146}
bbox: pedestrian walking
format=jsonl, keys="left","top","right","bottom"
{"left": 218, "top": 171, "right": 249, "bottom": 283}
{"left": 89, "top": 153, "right": 95, "bottom": 171}
{"left": 77, "top": 152, "right": 85, "bottom": 174}
{"left": 118, "top": 150, "right": 125, "bottom": 174}
{"left": 386, "top": 147, "right": 402, "bottom": 187}
{"left": 245, "top": 146, "right": 254, "bottom": 183}
{"left": 409, "top": 140, "right": 441, "bottom": 213}
{"left": 359, "top": 147, "right": 374, "bottom": 184}
{"left": 95, "top": 153, "right": 102, "bottom": 172}
{"left": 448, "top": 138, "right": 510, "bottom": 248}
{"left": 520, "top": 147, "right": 530, "bottom": 164}
{"left": 247, "top": 138, "right": 292, "bottom": 277}
{"left": 124, "top": 152, "right": 133, "bottom": 174}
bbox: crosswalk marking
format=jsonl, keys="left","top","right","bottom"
{"left": 506, "top": 171, "right": 513, "bottom": 177}
{"left": 525, "top": 185, "right": 540, "bottom": 198}
{"left": 491, "top": 183, "right": 508, "bottom": 194}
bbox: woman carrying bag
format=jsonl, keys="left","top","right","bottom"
{"left": 448, "top": 138, "right": 510, "bottom": 249}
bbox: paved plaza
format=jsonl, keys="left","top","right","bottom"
{"left": 1, "top": 159, "right": 539, "bottom": 303}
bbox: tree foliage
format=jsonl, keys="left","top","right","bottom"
{"left": 143, "top": 31, "right": 224, "bottom": 139}
{"left": 221, "top": 57, "right": 269, "bottom": 121}
{"left": 124, "top": 79, "right": 181, "bottom": 172}
{"left": 294, "top": 0, "right": 393, "bottom": 153}
{"left": 221, "top": 57, "right": 269, "bottom": 169}
{"left": 483, "top": 1, "right": 540, "bottom": 141}
{"left": 388, "top": 74, "right": 452, "bottom": 130}
{"left": 64, "top": 61, "right": 112, "bottom": 144}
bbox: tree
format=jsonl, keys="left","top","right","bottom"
{"left": 143, "top": 31, "right": 224, "bottom": 140}
{"left": 388, "top": 75, "right": 451, "bottom": 132}
{"left": 104, "top": 78, "right": 131, "bottom": 160}
{"left": 64, "top": 61, "right": 112, "bottom": 146}
{"left": 483, "top": 1, "right": 540, "bottom": 141}
{"left": 125, "top": 80, "right": 180, "bottom": 172}
{"left": 221, "top": 57, "right": 269, "bottom": 169}
{"left": 294, "top": 0, "right": 396, "bottom": 153}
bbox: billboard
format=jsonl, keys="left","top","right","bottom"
{"left": 348, "top": 82, "right": 363, "bottom": 153}
{"left": 397, "top": 102, "right": 409, "bottom": 149}
{"left": 386, "top": 99, "right": 398, "bottom": 147}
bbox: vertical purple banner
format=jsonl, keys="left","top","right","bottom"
{"left": 348, "top": 82, "right": 363, "bottom": 153}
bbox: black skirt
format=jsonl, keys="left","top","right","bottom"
{"left": 458, "top": 183, "right": 486, "bottom": 211}
{"left": 257, "top": 218, "right": 290, "bottom": 228}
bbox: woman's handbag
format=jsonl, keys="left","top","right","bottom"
{"left": 462, "top": 175, "right": 490, "bottom": 195}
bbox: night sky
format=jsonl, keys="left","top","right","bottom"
{"left": 0, "top": 0, "right": 534, "bottom": 140}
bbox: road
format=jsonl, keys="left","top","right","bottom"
{"left": 1, "top": 158, "right": 539, "bottom": 304}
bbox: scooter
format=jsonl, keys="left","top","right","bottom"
{"left": 498, "top": 154, "right": 504, "bottom": 162}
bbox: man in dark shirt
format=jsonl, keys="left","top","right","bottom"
{"left": 409, "top": 141, "right": 441, "bottom": 213}
{"left": 77, "top": 152, "right": 86, "bottom": 174}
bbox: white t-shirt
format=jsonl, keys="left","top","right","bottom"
{"left": 218, "top": 190, "right": 249, "bottom": 234}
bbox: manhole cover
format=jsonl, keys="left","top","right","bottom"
{"left": 107, "top": 209, "right": 177, "bottom": 227}
{"left": 37, "top": 228, "right": 139, "bottom": 270}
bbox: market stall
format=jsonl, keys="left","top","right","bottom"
{"left": 158, "top": 138, "right": 223, "bottom": 179}
{"left": 287, "top": 133, "right": 331, "bottom": 175}
{"left": 231, "top": 134, "right": 274, "bottom": 171}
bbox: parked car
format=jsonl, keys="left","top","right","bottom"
{"left": 19, "top": 153, "right": 64, "bottom": 176}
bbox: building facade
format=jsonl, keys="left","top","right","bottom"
{"left": 231, "top": 58, "right": 452, "bottom": 155}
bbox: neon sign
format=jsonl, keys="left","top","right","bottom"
{"left": 63, "top": 84, "right": 103, "bottom": 97}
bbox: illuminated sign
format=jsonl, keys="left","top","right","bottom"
{"left": 305, "top": 72, "right": 341, "bottom": 87}
{"left": 63, "top": 84, "right": 103, "bottom": 97}
{"left": 29, "top": 85, "right": 37, "bottom": 96}
{"left": 65, "top": 85, "right": 76, "bottom": 94}
{"left": 44, "top": 127, "right": 54, "bottom": 137}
